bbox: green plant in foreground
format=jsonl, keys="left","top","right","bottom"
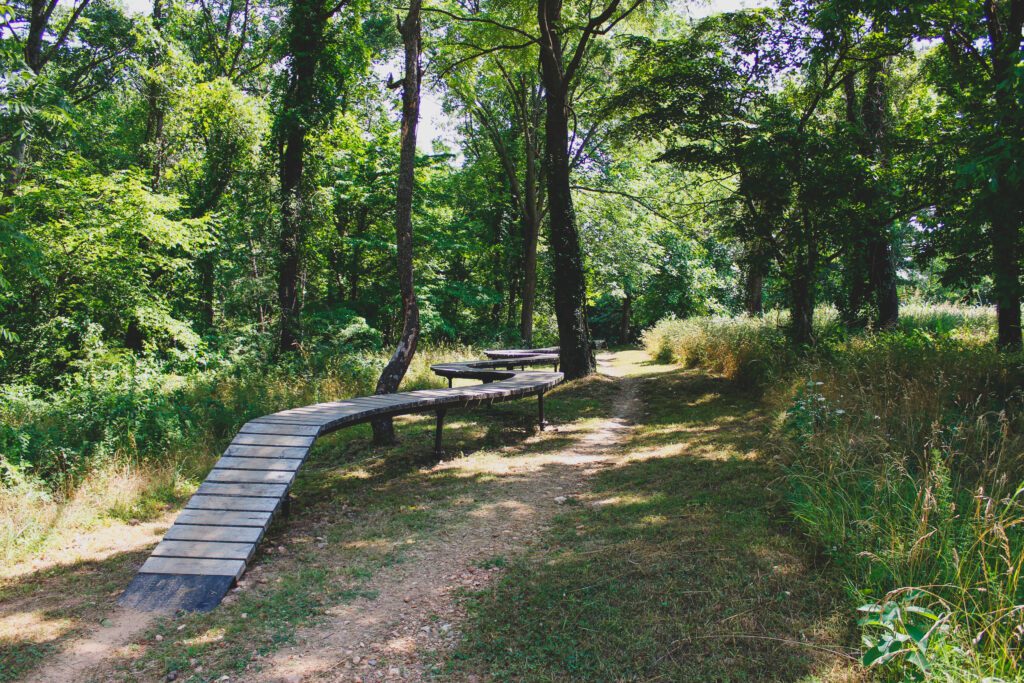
{"left": 858, "top": 592, "right": 951, "bottom": 680}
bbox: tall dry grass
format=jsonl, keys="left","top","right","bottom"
{"left": 644, "top": 305, "right": 1023, "bottom": 679}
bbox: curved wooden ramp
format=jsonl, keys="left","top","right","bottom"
{"left": 119, "top": 351, "right": 562, "bottom": 613}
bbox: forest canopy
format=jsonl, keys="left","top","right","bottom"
{"left": 2, "top": 0, "right": 1022, "bottom": 387}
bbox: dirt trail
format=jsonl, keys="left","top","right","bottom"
{"left": 253, "top": 355, "right": 639, "bottom": 682}
{"left": 35, "top": 608, "right": 158, "bottom": 683}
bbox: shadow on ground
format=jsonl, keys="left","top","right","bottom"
{"left": 452, "top": 367, "right": 863, "bottom": 683}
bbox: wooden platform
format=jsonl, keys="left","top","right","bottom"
{"left": 119, "top": 352, "right": 562, "bottom": 613}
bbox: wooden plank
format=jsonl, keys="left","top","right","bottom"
{"left": 138, "top": 556, "right": 246, "bottom": 579}
{"left": 207, "top": 469, "right": 296, "bottom": 485}
{"left": 240, "top": 422, "right": 320, "bottom": 437}
{"left": 252, "top": 416, "right": 326, "bottom": 426}
{"left": 224, "top": 445, "right": 308, "bottom": 459}
{"left": 231, "top": 434, "right": 314, "bottom": 448}
{"left": 175, "top": 509, "right": 271, "bottom": 527}
{"left": 164, "top": 524, "right": 263, "bottom": 543}
{"left": 215, "top": 456, "right": 301, "bottom": 471}
{"left": 186, "top": 495, "right": 279, "bottom": 512}
{"left": 153, "top": 540, "right": 255, "bottom": 561}
{"left": 197, "top": 482, "right": 288, "bottom": 498}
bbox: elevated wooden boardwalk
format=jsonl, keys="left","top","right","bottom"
{"left": 119, "top": 350, "right": 561, "bottom": 612}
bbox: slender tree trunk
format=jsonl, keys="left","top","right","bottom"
{"left": 348, "top": 205, "right": 368, "bottom": 301}
{"left": 198, "top": 255, "right": 216, "bottom": 328}
{"left": 743, "top": 266, "right": 764, "bottom": 316}
{"left": 790, "top": 268, "right": 815, "bottom": 346}
{"left": 538, "top": 0, "right": 594, "bottom": 379}
{"left": 790, "top": 213, "right": 817, "bottom": 346}
{"left": 372, "top": 0, "right": 422, "bottom": 444}
{"left": 144, "top": 0, "right": 166, "bottom": 189}
{"left": 519, "top": 133, "right": 541, "bottom": 346}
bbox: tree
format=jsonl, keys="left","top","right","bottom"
{"left": 537, "top": 0, "right": 647, "bottom": 377}
{"left": 274, "top": 0, "right": 360, "bottom": 353}
{"left": 372, "top": 0, "right": 422, "bottom": 444}
{"left": 445, "top": 59, "right": 546, "bottom": 346}
{"left": 923, "top": 0, "right": 1024, "bottom": 348}
{"left": 3, "top": 0, "right": 94, "bottom": 187}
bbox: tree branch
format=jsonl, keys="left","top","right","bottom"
{"left": 421, "top": 6, "right": 536, "bottom": 41}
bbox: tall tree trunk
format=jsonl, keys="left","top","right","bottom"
{"left": 198, "top": 255, "right": 216, "bottom": 328}
{"left": 869, "top": 236, "right": 899, "bottom": 329}
{"left": 992, "top": 190, "right": 1022, "bottom": 348}
{"left": 840, "top": 69, "right": 871, "bottom": 329}
{"left": 348, "top": 205, "right": 368, "bottom": 301}
{"left": 985, "top": 1, "right": 1023, "bottom": 349}
{"left": 372, "top": 0, "right": 422, "bottom": 444}
{"left": 860, "top": 60, "right": 899, "bottom": 329}
{"left": 276, "top": 0, "right": 328, "bottom": 353}
{"left": 789, "top": 212, "right": 817, "bottom": 346}
{"left": 538, "top": 0, "right": 594, "bottom": 379}
{"left": 743, "top": 265, "right": 764, "bottom": 316}
{"left": 144, "top": 0, "right": 166, "bottom": 189}
{"left": 519, "top": 130, "right": 541, "bottom": 346}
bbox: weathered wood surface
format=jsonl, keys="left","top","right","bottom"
{"left": 120, "top": 351, "right": 563, "bottom": 613}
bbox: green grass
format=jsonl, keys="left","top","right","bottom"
{"left": 98, "top": 372, "right": 617, "bottom": 681}
{"left": 451, "top": 369, "right": 859, "bottom": 682}
{"left": 642, "top": 307, "right": 1024, "bottom": 681}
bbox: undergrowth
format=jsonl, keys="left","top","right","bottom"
{"left": 644, "top": 304, "right": 1024, "bottom": 680}
{"left": 0, "top": 343, "right": 470, "bottom": 566}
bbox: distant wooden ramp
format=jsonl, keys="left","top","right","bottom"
{"left": 119, "top": 350, "right": 561, "bottom": 613}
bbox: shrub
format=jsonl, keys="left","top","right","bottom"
{"left": 641, "top": 314, "right": 791, "bottom": 387}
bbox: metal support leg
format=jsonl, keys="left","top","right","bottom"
{"left": 434, "top": 410, "right": 446, "bottom": 458}
{"left": 538, "top": 392, "right": 548, "bottom": 431}
{"left": 447, "top": 377, "right": 453, "bottom": 388}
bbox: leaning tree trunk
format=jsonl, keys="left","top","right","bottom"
{"left": 538, "top": 0, "right": 594, "bottom": 379}
{"left": 371, "top": 0, "right": 422, "bottom": 444}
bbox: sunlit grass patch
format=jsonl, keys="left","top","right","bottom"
{"left": 452, "top": 366, "right": 859, "bottom": 681}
